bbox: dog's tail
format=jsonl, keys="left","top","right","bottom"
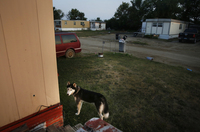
{"left": 102, "top": 97, "right": 109, "bottom": 119}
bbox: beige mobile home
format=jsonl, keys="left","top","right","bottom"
{"left": 54, "top": 20, "right": 90, "bottom": 31}
{"left": 145, "top": 18, "right": 189, "bottom": 39}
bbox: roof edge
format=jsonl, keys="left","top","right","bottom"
{"left": 145, "top": 18, "right": 188, "bottom": 24}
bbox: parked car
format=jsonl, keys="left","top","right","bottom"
{"left": 178, "top": 28, "right": 200, "bottom": 43}
{"left": 55, "top": 32, "right": 81, "bottom": 58}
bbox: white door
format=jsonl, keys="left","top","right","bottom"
{"left": 146, "top": 22, "right": 152, "bottom": 34}
{"left": 163, "top": 23, "right": 170, "bottom": 34}
{"left": 157, "top": 23, "right": 163, "bottom": 34}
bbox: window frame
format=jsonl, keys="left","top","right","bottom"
{"left": 55, "top": 21, "right": 61, "bottom": 26}
{"left": 158, "top": 23, "right": 163, "bottom": 27}
{"left": 80, "top": 22, "right": 85, "bottom": 25}
{"left": 152, "top": 23, "right": 157, "bottom": 27}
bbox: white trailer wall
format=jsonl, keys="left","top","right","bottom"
{"left": 145, "top": 19, "right": 188, "bottom": 39}
{"left": 169, "top": 22, "right": 187, "bottom": 35}
{"left": 146, "top": 22, "right": 152, "bottom": 34}
{"left": 163, "top": 23, "right": 170, "bottom": 34}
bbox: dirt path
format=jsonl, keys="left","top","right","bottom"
{"left": 80, "top": 34, "right": 200, "bottom": 72}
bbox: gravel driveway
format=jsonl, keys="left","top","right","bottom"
{"left": 80, "top": 34, "right": 200, "bottom": 72}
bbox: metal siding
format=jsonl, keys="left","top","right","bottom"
{"left": 170, "top": 22, "right": 180, "bottom": 35}
{"left": 163, "top": 22, "right": 170, "bottom": 34}
{"left": 157, "top": 27, "right": 162, "bottom": 34}
{"left": 61, "top": 20, "right": 90, "bottom": 29}
{"left": 0, "top": 12, "right": 20, "bottom": 126}
{"left": 146, "top": 22, "right": 152, "bottom": 34}
{"left": 36, "top": 0, "right": 60, "bottom": 106}
{"left": 0, "top": 0, "right": 47, "bottom": 120}
{"left": 152, "top": 27, "right": 157, "bottom": 34}
{"left": 0, "top": 0, "right": 60, "bottom": 127}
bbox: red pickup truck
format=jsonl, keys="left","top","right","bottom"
{"left": 178, "top": 28, "right": 200, "bottom": 43}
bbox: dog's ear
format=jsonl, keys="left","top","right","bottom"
{"left": 73, "top": 83, "right": 76, "bottom": 88}
{"left": 67, "top": 81, "right": 70, "bottom": 86}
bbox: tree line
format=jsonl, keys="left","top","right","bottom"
{"left": 53, "top": 0, "right": 200, "bottom": 30}
{"left": 54, "top": 7, "right": 102, "bottom": 22}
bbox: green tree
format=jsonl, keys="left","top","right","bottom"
{"left": 53, "top": 7, "right": 64, "bottom": 20}
{"left": 107, "top": 0, "right": 200, "bottom": 30}
{"left": 67, "top": 8, "right": 87, "bottom": 20}
{"left": 95, "top": 17, "right": 102, "bottom": 21}
{"left": 105, "top": 17, "right": 118, "bottom": 30}
{"left": 114, "top": 2, "right": 130, "bottom": 30}
{"left": 179, "top": 0, "right": 200, "bottom": 24}
{"left": 139, "top": 0, "right": 182, "bottom": 19}
{"left": 155, "top": 0, "right": 180, "bottom": 18}
{"left": 128, "top": 0, "right": 150, "bottom": 30}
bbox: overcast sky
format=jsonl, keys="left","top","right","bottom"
{"left": 52, "top": 0, "right": 131, "bottom": 21}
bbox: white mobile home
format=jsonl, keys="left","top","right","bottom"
{"left": 141, "top": 22, "right": 146, "bottom": 33}
{"left": 145, "top": 18, "right": 189, "bottom": 39}
{"left": 90, "top": 21, "right": 106, "bottom": 31}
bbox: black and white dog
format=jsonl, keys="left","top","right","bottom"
{"left": 66, "top": 82, "right": 109, "bottom": 120}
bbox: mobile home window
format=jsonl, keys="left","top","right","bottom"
{"left": 179, "top": 24, "right": 182, "bottom": 29}
{"left": 152, "top": 23, "right": 157, "bottom": 27}
{"left": 74, "top": 22, "right": 76, "bottom": 25}
{"left": 80, "top": 22, "right": 85, "bottom": 25}
{"left": 55, "top": 21, "right": 61, "bottom": 26}
{"left": 65, "top": 21, "right": 67, "bottom": 25}
{"left": 158, "top": 23, "right": 163, "bottom": 27}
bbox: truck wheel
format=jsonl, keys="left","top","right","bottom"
{"left": 193, "top": 38, "right": 196, "bottom": 44}
{"left": 65, "top": 49, "right": 75, "bottom": 58}
{"left": 179, "top": 39, "right": 182, "bottom": 43}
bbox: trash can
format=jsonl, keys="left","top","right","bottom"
{"left": 119, "top": 39, "right": 125, "bottom": 52}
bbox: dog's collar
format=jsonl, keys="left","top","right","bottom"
{"left": 73, "top": 86, "right": 80, "bottom": 96}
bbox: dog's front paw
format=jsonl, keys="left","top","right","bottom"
{"left": 75, "top": 113, "right": 79, "bottom": 115}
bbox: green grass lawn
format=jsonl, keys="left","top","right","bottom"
{"left": 57, "top": 52, "right": 200, "bottom": 132}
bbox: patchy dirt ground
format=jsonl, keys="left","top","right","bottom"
{"left": 80, "top": 34, "right": 200, "bottom": 72}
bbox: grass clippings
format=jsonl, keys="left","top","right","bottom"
{"left": 57, "top": 52, "right": 200, "bottom": 132}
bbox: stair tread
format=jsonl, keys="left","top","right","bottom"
{"left": 46, "top": 125, "right": 60, "bottom": 132}
{"left": 73, "top": 123, "right": 83, "bottom": 131}
{"left": 64, "top": 125, "right": 76, "bottom": 132}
